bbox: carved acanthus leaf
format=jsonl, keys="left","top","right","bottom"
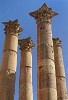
{"left": 29, "top": 3, "right": 58, "bottom": 23}
{"left": 53, "top": 38, "right": 62, "bottom": 47}
{"left": 2, "top": 19, "right": 23, "bottom": 35}
{"left": 18, "top": 37, "right": 35, "bottom": 50}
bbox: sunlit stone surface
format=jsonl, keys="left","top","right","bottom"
{"left": 19, "top": 37, "right": 34, "bottom": 100}
{"left": 0, "top": 20, "right": 22, "bottom": 100}
{"left": 53, "top": 38, "right": 68, "bottom": 100}
{"left": 29, "top": 3, "right": 58, "bottom": 100}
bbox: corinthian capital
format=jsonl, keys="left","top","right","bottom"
{"left": 18, "top": 37, "right": 35, "bottom": 51}
{"left": 53, "top": 38, "right": 62, "bottom": 47}
{"left": 2, "top": 19, "right": 23, "bottom": 36}
{"left": 29, "top": 3, "right": 58, "bottom": 23}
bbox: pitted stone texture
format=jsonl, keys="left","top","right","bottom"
{"left": 53, "top": 39, "right": 66, "bottom": 76}
{"left": 56, "top": 65, "right": 65, "bottom": 77}
{"left": 54, "top": 44, "right": 65, "bottom": 77}
{"left": 30, "top": 3, "right": 57, "bottom": 100}
{"left": 0, "top": 19, "right": 22, "bottom": 100}
{"left": 38, "top": 88, "right": 57, "bottom": 100}
{"left": 37, "top": 22, "right": 52, "bottom": 35}
{"left": 37, "top": 23, "right": 53, "bottom": 46}
{"left": 19, "top": 62, "right": 33, "bottom": 100}
{"left": 38, "top": 59, "right": 55, "bottom": 74}
{"left": 57, "top": 92, "right": 68, "bottom": 100}
{"left": 36, "top": 11, "right": 57, "bottom": 100}
{"left": 56, "top": 77, "right": 68, "bottom": 98}
{"left": 25, "top": 67, "right": 32, "bottom": 84}
{"left": 19, "top": 67, "right": 26, "bottom": 100}
{"left": 37, "top": 20, "right": 57, "bottom": 99}
{"left": 38, "top": 44, "right": 54, "bottom": 60}
{"left": 53, "top": 38, "right": 68, "bottom": 100}
{"left": 54, "top": 57, "right": 65, "bottom": 77}
{"left": 0, "top": 70, "right": 15, "bottom": 100}
{"left": 19, "top": 37, "right": 33, "bottom": 100}
{"left": 39, "top": 71, "right": 56, "bottom": 89}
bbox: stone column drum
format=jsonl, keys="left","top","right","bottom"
{"left": 53, "top": 38, "right": 68, "bottom": 100}
{"left": 0, "top": 20, "right": 22, "bottom": 100}
{"left": 19, "top": 37, "right": 34, "bottom": 100}
{"left": 29, "top": 3, "right": 58, "bottom": 100}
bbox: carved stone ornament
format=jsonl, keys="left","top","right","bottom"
{"left": 53, "top": 38, "right": 62, "bottom": 47}
{"left": 29, "top": 3, "right": 58, "bottom": 23}
{"left": 18, "top": 37, "right": 35, "bottom": 50}
{"left": 2, "top": 19, "right": 23, "bottom": 35}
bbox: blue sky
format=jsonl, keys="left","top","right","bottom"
{"left": 0, "top": 0, "right": 68, "bottom": 100}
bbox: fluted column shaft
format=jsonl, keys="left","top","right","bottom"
{"left": 0, "top": 20, "right": 22, "bottom": 100}
{"left": 19, "top": 37, "right": 34, "bottom": 100}
{"left": 53, "top": 38, "right": 68, "bottom": 100}
{"left": 29, "top": 3, "right": 58, "bottom": 100}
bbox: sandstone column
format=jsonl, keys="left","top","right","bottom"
{"left": 19, "top": 37, "right": 34, "bottom": 100}
{"left": 0, "top": 20, "right": 22, "bottom": 100}
{"left": 53, "top": 38, "right": 68, "bottom": 100}
{"left": 29, "top": 3, "right": 58, "bottom": 100}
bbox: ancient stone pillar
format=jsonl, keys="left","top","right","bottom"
{"left": 29, "top": 3, "right": 58, "bottom": 100}
{"left": 19, "top": 37, "right": 34, "bottom": 100}
{"left": 53, "top": 38, "right": 68, "bottom": 100}
{"left": 0, "top": 20, "right": 22, "bottom": 100}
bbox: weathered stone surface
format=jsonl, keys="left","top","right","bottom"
{"left": 0, "top": 69, "right": 15, "bottom": 100}
{"left": 2, "top": 19, "right": 23, "bottom": 35}
{"left": 20, "top": 51, "right": 32, "bottom": 67}
{"left": 37, "top": 44, "right": 54, "bottom": 60}
{"left": 53, "top": 38, "right": 68, "bottom": 100}
{"left": 3, "top": 35, "right": 18, "bottom": 52}
{"left": 39, "top": 72, "right": 56, "bottom": 89}
{"left": 29, "top": 3, "right": 57, "bottom": 100}
{"left": 29, "top": 3, "right": 58, "bottom": 24}
{"left": 1, "top": 50, "right": 17, "bottom": 71}
{"left": 19, "top": 37, "right": 34, "bottom": 100}
{"left": 38, "top": 59, "right": 55, "bottom": 74}
{"left": 38, "top": 88, "right": 57, "bottom": 100}
{"left": 0, "top": 20, "right": 22, "bottom": 100}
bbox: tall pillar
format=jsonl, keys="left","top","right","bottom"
{"left": 0, "top": 20, "right": 22, "bottom": 100}
{"left": 19, "top": 37, "right": 34, "bottom": 100}
{"left": 29, "top": 3, "right": 58, "bottom": 100}
{"left": 53, "top": 38, "right": 68, "bottom": 100}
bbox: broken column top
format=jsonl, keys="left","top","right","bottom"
{"left": 53, "top": 38, "right": 62, "bottom": 47}
{"left": 2, "top": 19, "right": 23, "bottom": 35}
{"left": 18, "top": 37, "right": 35, "bottom": 51}
{"left": 29, "top": 3, "right": 58, "bottom": 23}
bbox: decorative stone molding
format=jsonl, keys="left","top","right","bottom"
{"left": 19, "top": 37, "right": 35, "bottom": 51}
{"left": 29, "top": 3, "right": 58, "bottom": 23}
{"left": 53, "top": 38, "right": 62, "bottom": 47}
{"left": 2, "top": 19, "right": 23, "bottom": 35}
